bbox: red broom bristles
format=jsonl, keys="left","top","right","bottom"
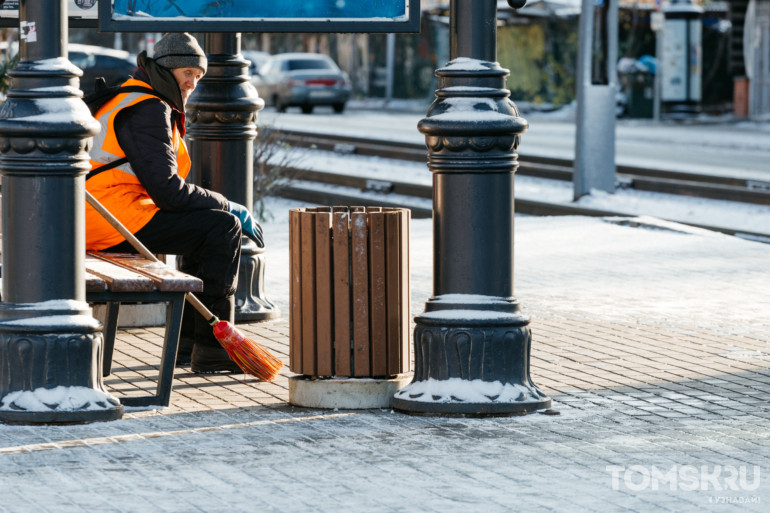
{"left": 212, "top": 320, "right": 283, "bottom": 381}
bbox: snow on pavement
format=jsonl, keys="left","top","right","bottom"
{"left": 261, "top": 197, "right": 770, "bottom": 340}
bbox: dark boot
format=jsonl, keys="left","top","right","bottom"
{"left": 191, "top": 295, "right": 242, "bottom": 374}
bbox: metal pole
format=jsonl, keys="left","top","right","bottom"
{"left": 385, "top": 33, "right": 395, "bottom": 104}
{"left": 574, "top": 0, "right": 618, "bottom": 199}
{"left": 0, "top": 0, "right": 123, "bottom": 424}
{"left": 392, "top": 0, "right": 551, "bottom": 416}
{"left": 654, "top": 18, "right": 663, "bottom": 121}
{"left": 186, "top": 33, "right": 279, "bottom": 322}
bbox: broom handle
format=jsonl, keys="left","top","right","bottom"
{"left": 85, "top": 190, "right": 216, "bottom": 322}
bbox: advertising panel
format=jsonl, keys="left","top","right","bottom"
{"left": 0, "top": 1, "right": 418, "bottom": 32}
{"left": 100, "top": 0, "right": 419, "bottom": 33}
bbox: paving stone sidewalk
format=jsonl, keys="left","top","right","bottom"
{"left": 0, "top": 215, "right": 768, "bottom": 512}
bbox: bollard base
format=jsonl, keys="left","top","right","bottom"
{"left": 0, "top": 301, "right": 124, "bottom": 425}
{"left": 234, "top": 306, "right": 281, "bottom": 323}
{"left": 234, "top": 240, "right": 281, "bottom": 323}
{"left": 289, "top": 374, "right": 412, "bottom": 409}
{"left": 0, "top": 402, "right": 124, "bottom": 425}
{"left": 391, "top": 307, "right": 551, "bottom": 417}
{"left": 392, "top": 382, "right": 551, "bottom": 417}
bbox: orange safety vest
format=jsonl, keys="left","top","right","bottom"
{"left": 85, "top": 78, "right": 191, "bottom": 250}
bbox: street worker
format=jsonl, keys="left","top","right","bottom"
{"left": 85, "top": 32, "right": 263, "bottom": 374}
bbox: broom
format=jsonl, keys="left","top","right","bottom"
{"left": 85, "top": 190, "right": 283, "bottom": 381}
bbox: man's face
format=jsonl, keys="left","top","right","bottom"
{"left": 171, "top": 67, "right": 204, "bottom": 104}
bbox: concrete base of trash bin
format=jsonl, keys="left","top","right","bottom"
{"left": 289, "top": 374, "right": 412, "bottom": 409}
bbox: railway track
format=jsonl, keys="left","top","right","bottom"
{"left": 268, "top": 128, "right": 770, "bottom": 242}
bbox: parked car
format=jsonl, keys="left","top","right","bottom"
{"left": 69, "top": 44, "right": 136, "bottom": 95}
{"left": 255, "top": 52, "right": 351, "bottom": 114}
{"left": 242, "top": 49, "right": 270, "bottom": 80}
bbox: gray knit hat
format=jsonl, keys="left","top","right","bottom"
{"left": 152, "top": 33, "right": 207, "bottom": 74}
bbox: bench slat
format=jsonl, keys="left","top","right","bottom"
{"left": 88, "top": 252, "right": 203, "bottom": 293}
{"left": 85, "top": 270, "right": 108, "bottom": 293}
{"left": 85, "top": 256, "right": 156, "bottom": 293}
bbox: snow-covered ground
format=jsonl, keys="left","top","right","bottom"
{"left": 1, "top": 109, "right": 769, "bottom": 513}
{"left": 255, "top": 106, "right": 770, "bottom": 340}
{"left": 260, "top": 196, "right": 770, "bottom": 341}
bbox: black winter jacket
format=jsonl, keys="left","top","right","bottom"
{"left": 113, "top": 60, "right": 228, "bottom": 213}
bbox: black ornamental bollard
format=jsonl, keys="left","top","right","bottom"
{"left": 391, "top": 0, "right": 551, "bottom": 415}
{"left": 0, "top": 0, "right": 123, "bottom": 424}
{"left": 186, "top": 33, "right": 279, "bottom": 322}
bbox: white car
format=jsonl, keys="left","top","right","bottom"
{"left": 68, "top": 43, "right": 137, "bottom": 95}
{"left": 242, "top": 49, "right": 270, "bottom": 86}
{"left": 255, "top": 52, "right": 351, "bottom": 114}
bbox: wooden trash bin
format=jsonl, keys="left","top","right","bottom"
{"left": 289, "top": 206, "right": 410, "bottom": 378}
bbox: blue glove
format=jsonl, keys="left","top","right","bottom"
{"left": 228, "top": 201, "right": 264, "bottom": 247}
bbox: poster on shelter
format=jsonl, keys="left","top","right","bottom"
{"left": 661, "top": 19, "right": 686, "bottom": 101}
{"left": 112, "top": 0, "right": 410, "bottom": 19}
{"left": 0, "top": 0, "right": 99, "bottom": 19}
{"left": 661, "top": 18, "right": 702, "bottom": 103}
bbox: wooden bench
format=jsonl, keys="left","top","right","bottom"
{"left": 1, "top": 189, "right": 202, "bottom": 407}
{"left": 1, "top": 245, "right": 201, "bottom": 407}
{"left": 85, "top": 251, "right": 202, "bottom": 407}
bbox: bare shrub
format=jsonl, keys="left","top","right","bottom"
{"left": 253, "top": 125, "right": 305, "bottom": 221}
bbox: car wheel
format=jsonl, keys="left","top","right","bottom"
{"left": 301, "top": 105, "right": 313, "bottom": 114}
{"left": 333, "top": 103, "right": 345, "bottom": 114}
{"left": 274, "top": 95, "right": 286, "bottom": 113}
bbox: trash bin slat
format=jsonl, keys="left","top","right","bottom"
{"left": 385, "top": 210, "right": 408, "bottom": 375}
{"left": 315, "top": 212, "right": 333, "bottom": 376}
{"left": 300, "top": 212, "right": 317, "bottom": 375}
{"left": 400, "top": 209, "right": 411, "bottom": 372}
{"left": 369, "top": 211, "right": 388, "bottom": 376}
{"left": 333, "top": 211, "right": 352, "bottom": 376}
{"left": 289, "top": 209, "right": 302, "bottom": 372}
{"left": 351, "top": 211, "right": 371, "bottom": 377}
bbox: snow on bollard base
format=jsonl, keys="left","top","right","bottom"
{"left": 391, "top": 302, "right": 551, "bottom": 416}
{"left": 0, "top": 300, "right": 123, "bottom": 424}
